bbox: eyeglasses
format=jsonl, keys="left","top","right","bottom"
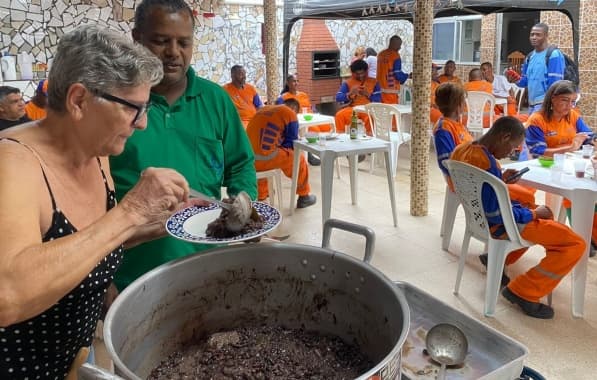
{"left": 99, "top": 92, "right": 152, "bottom": 125}
{"left": 553, "top": 95, "right": 577, "bottom": 107}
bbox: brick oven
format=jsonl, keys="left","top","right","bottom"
{"left": 296, "top": 19, "right": 341, "bottom": 114}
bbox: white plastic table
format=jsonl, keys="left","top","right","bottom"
{"left": 297, "top": 113, "right": 336, "bottom": 136}
{"left": 503, "top": 157, "right": 597, "bottom": 318}
{"left": 289, "top": 135, "right": 398, "bottom": 227}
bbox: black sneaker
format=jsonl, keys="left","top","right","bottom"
{"left": 307, "top": 153, "right": 321, "bottom": 166}
{"left": 478, "top": 253, "right": 510, "bottom": 287}
{"left": 296, "top": 194, "right": 317, "bottom": 208}
{"left": 502, "top": 287, "right": 554, "bottom": 319}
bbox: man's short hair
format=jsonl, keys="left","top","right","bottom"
{"left": 134, "top": 0, "right": 194, "bottom": 32}
{"left": 532, "top": 23, "right": 549, "bottom": 34}
{"left": 350, "top": 59, "right": 368, "bottom": 73}
{"left": 231, "top": 64, "right": 244, "bottom": 75}
{"left": 0, "top": 86, "right": 21, "bottom": 103}
{"left": 283, "top": 98, "right": 300, "bottom": 112}
{"left": 485, "top": 116, "right": 525, "bottom": 140}
{"left": 480, "top": 62, "right": 492, "bottom": 69}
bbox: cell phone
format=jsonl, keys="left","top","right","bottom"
{"left": 505, "top": 167, "right": 529, "bottom": 183}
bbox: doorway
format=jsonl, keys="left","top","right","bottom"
{"left": 499, "top": 12, "right": 540, "bottom": 72}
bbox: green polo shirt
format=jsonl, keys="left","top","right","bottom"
{"left": 109, "top": 68, "right": 256, "bottom": 290}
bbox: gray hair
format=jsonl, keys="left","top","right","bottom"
{"left": 47, "top": 24, "right": 163, "bottom": 112}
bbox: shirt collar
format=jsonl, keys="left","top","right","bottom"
{"left": 150, "top": 67, "right": 201, "bottom": 106}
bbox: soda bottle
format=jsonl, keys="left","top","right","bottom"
{"left": 350, "top": 110, "right": 358, "bottom": 140}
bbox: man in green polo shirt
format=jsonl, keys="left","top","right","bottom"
{"left": 109, "top": 0, "right": 257, "bottom": 290}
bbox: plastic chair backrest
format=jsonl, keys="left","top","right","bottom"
{"left": 400, "top": 85, "right": 412, "bottom": 105}
{"left": 465, "top": 91, "right": 495, "bottom": 134}
{"left": 364, "top": 102, "right": 401, "bottom": 142}
{"left": 512, "top": 85, "right": 525, "bottom": 113}
{"left": 444, "top": 159, "right": 526, "bottom": 245}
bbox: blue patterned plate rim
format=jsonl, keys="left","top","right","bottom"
{"left": 165, "top": 201, "right": 281, "bottom": 244}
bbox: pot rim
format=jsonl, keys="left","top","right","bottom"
{"left": 104, "top": 242, "right": 410, "bottom": 380}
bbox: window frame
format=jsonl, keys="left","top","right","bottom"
{"left": 432, "top": 15, "right": 483, "bottom": 65}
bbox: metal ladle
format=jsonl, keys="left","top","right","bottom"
{"left": 425, "top": 323, "right": 468, "bottom": 380}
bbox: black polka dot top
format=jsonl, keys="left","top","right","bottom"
{"left": 0, "top": 139, "right": 124, "bottom": 380}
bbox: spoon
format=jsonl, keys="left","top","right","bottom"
{"left": 425, "top": 323, "right": 468, "bottom": 380}
{"left": 190, "top": 189, "right": 253, "bottom": 232}
{"left": 189, "top": 188, "right": 232, "bottom": 210}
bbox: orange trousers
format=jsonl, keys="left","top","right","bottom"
{"left": 507, "top": 184, "right": 536, "bottom": 208}
{"left": 380, "top": 92, "right": 398, "bottom": 104}
{"left": 307, "top": 123, "right": 333, "bottom": 133}
{"left": 255, "top": 148, "right": 310, "bottom": 200}
{"left": 505, "top": 219, "right": 585, "bottom": 303}
{"left": 563, "top": 199, "right": 597, "bottom": 245}
{"left": 335, "top": 107, "right": 372, "bottom": 135}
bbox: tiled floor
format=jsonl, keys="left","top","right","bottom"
{"left": 95, "top": 148, "right": 597, "bottom": 379}
{"left": 268, "top": 148, "right": 597, "bottom": 380}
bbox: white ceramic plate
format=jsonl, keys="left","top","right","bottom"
{"left": 165, "top": 202, "right": 281, "bottom": 244}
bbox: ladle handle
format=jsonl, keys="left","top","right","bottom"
{"left": 189, "top": 189, "right": 231, "bottom": 210}
{"left": 438, "top": 363, "right": 447, "bottom": 380}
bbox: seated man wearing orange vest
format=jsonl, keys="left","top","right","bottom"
{"left": 463, "top": 68, "right": 494, "bottom": 128}
{"left": 246, "top": 98, "right": 317, "bottom": 208}
{"left": 223, "top": 64, "right": 263, "bottom": 128}
{"left": 24, "top": 79, "right": 48, "bottom": 120}
{"left": 450, "top": 116, "right": 584, "bottom": 319}
{"left": 335, "top": 59, "right": 381, "bottom": 135}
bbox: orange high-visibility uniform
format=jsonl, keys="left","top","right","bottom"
{"left": 438, "top": 74, "right": 462, "bottom": 86}
{"left": 223, "top": 83, "right": 262, "bottom": 128}
{"left": 246, "top": 105, "right": 310, "bottom": 200}
{"left": 24, "top": 101, "right": 46, "bottom": 120}
{"left": 433, "top": 116, "right": 536, "bottom": 207}
{"left": 276, "top": 91, "right": 332, "bottom": 133}
{"left": 430, "top": 80, "right": 442, "bottom": 124}
{"left": 451, "top": 142, "right": 584, "bottom": 302}
{"left": 526, "top": 109, "right": 597, "bottom": 244}
{"left": 376, "top": 49, "right": 408, "bottom": 104}
{"left": 334, "top": 77, "right": 380, "bottom": 135}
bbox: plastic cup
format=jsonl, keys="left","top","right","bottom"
{"left": 553, "top": 153, "right": 565, "bottom": 168}
{"left": 318, "top": 133, "right": 326, "bottom": 146}
{"left": 582, "top": 145, "right": 594, "bottom": 159}
{"left": 302, "top": 107, "right": 309, "bottom": 114}
{"left": 551, "top": 167, "right": 563, "bottom": 183}
{"left": 574, "top": 159, "right": 586, "bottom": 178}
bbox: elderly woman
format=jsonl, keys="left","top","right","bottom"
{"left": 0, "top": 25, "right": 203, "bottom": 379}
{"left": 526, "top": 80, "right": 596, "bottom": 254}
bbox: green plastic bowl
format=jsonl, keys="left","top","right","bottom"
{"left": 303, "top": 114, "right": 313, "bottom": 121}
{"left": 306, "top": 136, "right": 318, "bottom": 143}
{"left": 538, "top": 156, "right": 555, "bottom": 168}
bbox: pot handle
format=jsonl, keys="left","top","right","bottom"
{"left": 322, "top": 218, "right": 375, "bottom": 263}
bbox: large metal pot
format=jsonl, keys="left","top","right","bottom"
{"left": 103, "top": 220, "right": 409, "bottom": 379}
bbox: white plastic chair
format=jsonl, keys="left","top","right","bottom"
{"left": 440, "top": 186, "right": 461, "bottom": 251}
{"left": 256, "top": 169, "right": 283, "bottom": 209}
{"left": 399, "top": 84, "right": 412, "bottom": 105}
{"left": 465, "top": 91, "right": 496, "bottom": 137}
{"left": 364, "top": 103, "right": 412, "bottom": 177}
{"left": 511, "top": 85, "right": 525, "bottom": 114}
{"left": 444, "top": 159, "right": 533, "bottom": 317}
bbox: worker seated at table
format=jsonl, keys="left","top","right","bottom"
{"left": 335, "top": 59, "right": 381, "bottom": 135}
{"left": 430, "top": 64, "right": 442, "bottom": 124}
{"left": 451, "top": 116, "right": 585, "bottom": 319}
{"left": 246, "top": 98, "right": 316, "bottom": 208}
{"left": 437, "top": 60, "right": 462, "bottom": 85}
{"left": 526, "top": 80, "right": 597, "bottom": 255}
{"left": 480, "top": 61, "right": 528, "bottom": 123}
{"left": 463, "top": 68, "right": 494, "bottom": 128}
{"left": 434, "top": 82, "right": 535, "bottom": 210}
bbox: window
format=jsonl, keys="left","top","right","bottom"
{"left": 432, "top": 16, "right": 482, "bottom": 63}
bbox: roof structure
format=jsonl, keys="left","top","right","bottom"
{"left": 282, "top": 0, "right": 581, "bottom": 76}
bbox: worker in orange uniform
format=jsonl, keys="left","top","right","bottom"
{"left": 438, "top": 60, "right": 462, "bottom": 85}
{"left": 430, "top": 64, "right": 442, "bottom": 124}
{"left": 463, "top": 68, "right": 494, "bottom": 128}
{"left": 451, "top": 116, "right": 584, "bottom": 319}
{"left": 335, "top": 59, "right": 381, "bottom": 135}
{"left": 24, "top": 79, "right": 48, "bottom": 120}
{"left": 246, "top": 98, "right": 317, "bottom": 209}
{"left": 223, "top": 64, "right": 263, "bottom": 128}
{"left": 277, "top": 73, "right": 331, "bottom": 166}
{"left": 376, "top": 35, "right": 410, "bottom": 104}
